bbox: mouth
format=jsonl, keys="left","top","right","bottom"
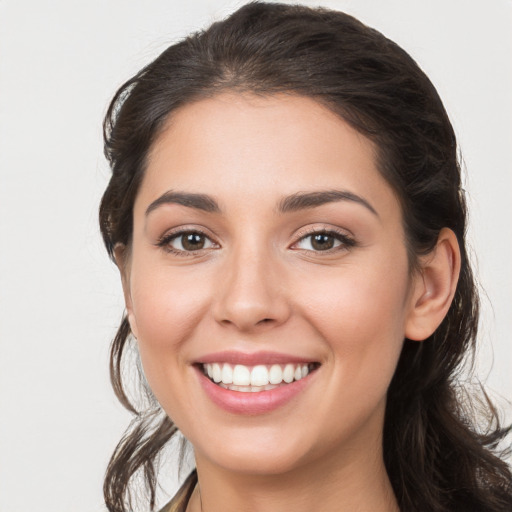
{"left": 199, "top": 362, "right": 320, "bottom": 393}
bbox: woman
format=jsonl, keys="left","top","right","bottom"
{"left": 99, "top": 2, "right": 512, "bottom": 511}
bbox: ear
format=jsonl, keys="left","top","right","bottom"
{"left": 405, "top": 228, "right": 461, "bottom": 341}
{"left": 114, "top": 243, "right": 139, "bottom": 339}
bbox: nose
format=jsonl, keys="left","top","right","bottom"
{"left": 212, "top": 243, "right": 291, "bottom": 332}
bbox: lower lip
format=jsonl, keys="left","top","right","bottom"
{"left": 196, "top": 367, "right": 316, "bottom": 415}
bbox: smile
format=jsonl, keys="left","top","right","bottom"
{"left": 195, "top": 352, "right": 321, "bottom": 414}
{"left": 202, "top": 362, "right": 318, "bottom": 392}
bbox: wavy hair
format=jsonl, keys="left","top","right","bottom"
{"left": 99, "top": 3, "right": 512, "bottom": 511}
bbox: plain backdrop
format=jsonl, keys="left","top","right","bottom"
{"left": 0, "top": 0, "right": 510, "bottom": 510}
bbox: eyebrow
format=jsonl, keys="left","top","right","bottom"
{"left": 145, "top": 191, "right": 221, "bottom": 216}
{"left": 278, "top": 190, "right": 378, "bottom": 216}
{"left": 145, "top": 188, "right": 378, "bottom": 217}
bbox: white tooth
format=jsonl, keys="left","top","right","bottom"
{"left": 233, "top": 364, "right": 251, "bottom": 386}
{"left": 230, "top": 385, "right": 239, "bottom": 391}
{"left": 251, "top": 365, "right": 269, "bottom": 386}
{"left": 269, "top": 364, "right": 283, "bottom": 384}
{"left": 238, "top": 386, "right": 251, "bottom": 392}
{"left": 301, "top": 364, "right": 309, "bottom": 378}
{"left": 283, "top": 364, "right": 294, "bottom": 383}
{"left": 206, "top": 364, "right": 213, "bottom": 379}
{"left": 264, "top": 384, "right": 277, "bottom": 391}
{"left": 212, "top": 363, "right": 222, "bottom": 383}
{"left": 221, "top": 363, "right": 233, "bottom": 384}
{"left": 294, "top": 365, "right": 302, "bottom": 381}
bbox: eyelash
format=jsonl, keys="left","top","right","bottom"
{"left": 291, "top": 227, "right": 357, "bottom": 254}
{"left": 156, "top": 228, "right": 217, "bottom": 256}
{"left": 156, "top": 227, "right": 357, "bottom": 256}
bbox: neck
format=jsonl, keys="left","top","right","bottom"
{"left": 188, "top": 433, "right": 399, "bottom": 512}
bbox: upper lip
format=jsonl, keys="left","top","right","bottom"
{"left": 195, "top": 350, "right": 318, "bottom": 366}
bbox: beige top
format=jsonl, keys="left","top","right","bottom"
{"left": 159, "top": 470, "right": 198, "bottom": 512}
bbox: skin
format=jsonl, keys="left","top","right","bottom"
{"left": 117, "top": 93, "right": 460, "bottom": 512}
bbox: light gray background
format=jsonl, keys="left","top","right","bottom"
{"left": 0, "top": 1, "right": 510, "bottom": 511}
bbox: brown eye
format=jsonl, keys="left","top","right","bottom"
{"left": 293, "top": 230, "right": 355, "bottom": 253}
{"left": 164, "top": 231, "right": 216, "bottom": 253}
{"left": 181, "top": 233, "right": 206, "bottom": 250}
{"left": 310, "top": 233, "right": 335, "bottom": 251}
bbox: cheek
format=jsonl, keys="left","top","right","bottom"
{"left": 298, "top": 259, "right": 410, "bottom": 379}
{"left": 128, "top": 263, "right": 213, "bottom": 393}
{"left": 130, "top": 261, "right": 211, "bottom": 341}
{"left": 293, "top": 265, "right": 410, "bottom": 438}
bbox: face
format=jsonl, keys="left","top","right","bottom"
{"left": 122, "top": 93, "right": 421, "bottom": 477}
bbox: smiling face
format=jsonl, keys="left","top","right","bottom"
{"left": 120, "top": 93, "right": 422, "bottom": 477}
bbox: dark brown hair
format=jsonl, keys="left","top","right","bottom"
{"left": 99, "top": 3, "right": 512, "bottom": 511}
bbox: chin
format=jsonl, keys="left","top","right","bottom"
{"left": 209, "top": 448, "right": 307, "bottom": 476}
{"left": 191, "top": 426, "right": 314, "bottom": 476}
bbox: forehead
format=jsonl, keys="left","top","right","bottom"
{"left": 136, "top": 93, "right": 397, "bottom": 217}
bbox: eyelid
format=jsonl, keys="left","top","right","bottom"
{"left": 290, "top": 225, "right": 357, "bottom": 252}
{"left": 155, "top": 225, "right": 220, "bottom": 255}
{"left": 293, "top": 224, "right": 354, "bottom": 239}
{"left": 154, "top": 224, "right": 356, "bottom": 256}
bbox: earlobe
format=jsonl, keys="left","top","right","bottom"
{"left": 113, "top": 243, "right": 139, "bottom": 339}
{"left": 405, "top": 228, "right": 461, "bottom": 341}
{"left": 126, "top": 311, "right": 139, "bottom": 340}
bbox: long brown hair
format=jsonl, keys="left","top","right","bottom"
{"left": 99, "top": 3, "right": 512, "bottom": 511}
